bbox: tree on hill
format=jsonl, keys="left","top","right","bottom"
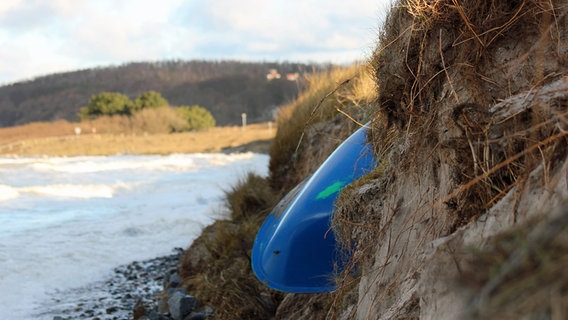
{"left": 79, "top": 90, "right": 215, "bottom": 133}
{"left": 177, "top": 105, "right": 216, "bottom": 131}
{"left": 133, "top": 90, "right": 169, "bottom": 111}
{"left": 80, "top": 92, "right": 133, "bottom": 119}
{"left": 80, "top": 91, "right": 170, "bottom": 120}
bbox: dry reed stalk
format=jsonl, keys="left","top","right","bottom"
{"left": 435, "top": 130, "right": 566, "bottom": 207}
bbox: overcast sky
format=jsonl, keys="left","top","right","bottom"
{"left": 0, "top": 0, "right": 392, "bottom": 85}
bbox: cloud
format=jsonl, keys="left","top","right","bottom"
{"left": 0, "top": 0, "right": 390, "bottom": 84}
{"left": 0, "top": 0, "right": 86, "bottom": 33}
{"left": 174, "top": 0, "right": 384, "bottom": 62}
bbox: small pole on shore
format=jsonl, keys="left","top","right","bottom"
{"left": 241, "top": 113, "right": 247, "bottom": 129}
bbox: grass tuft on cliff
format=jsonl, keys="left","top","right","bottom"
{"left": 178, "top": 173, "right": 281, "bottom": 320}
{"left": 269, "top": 65, "right": 376, "bottom": 193}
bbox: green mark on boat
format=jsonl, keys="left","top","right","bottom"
{"left": 316, "top": 181, "right": 347, "bottom": 200}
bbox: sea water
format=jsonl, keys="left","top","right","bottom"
{"left": 0, "top": 153, "right": 269, "bottom": 319}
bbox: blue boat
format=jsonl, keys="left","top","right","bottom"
{"left": 252, "top": 124, "right": 377, "bottom": 293}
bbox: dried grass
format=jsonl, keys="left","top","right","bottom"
{"left": 368, "top": 0, "right": 568, "bottom": 227}
{"left": 269, "top": 65, "right": 375, "bottom": 194}
{"left": 225, "top": 173, "right": 278, "bottom": 222}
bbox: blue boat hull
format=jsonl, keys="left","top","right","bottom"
{"left": 252, "top": 125, "right": 377, "bottom": 293}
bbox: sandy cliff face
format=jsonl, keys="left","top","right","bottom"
{"left": 329, "top": 1, "right": 568, "bottom": 319}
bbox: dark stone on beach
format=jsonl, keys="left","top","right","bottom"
{"left": 184, "top": 311, "right": 207, "bottom": 320}
{"left": 160, "top": 287, "right": 186, "bottom": 313}
{"left": 106, "top": 306, "right": 118, "bottom": 314}
{"left": 163, "top": 272, "right": 171, "bottom": 283}
{"left": 168, "top": 273, "right": 182, "bottom": 288}
{"left": 167, "top": 287, "right": 185, "bottom": 295}
{"left": 168, "top": 291, "right": 199, "bottom": 320}
{"left": 146, "top": 310, "right": 171, "bottom": 320}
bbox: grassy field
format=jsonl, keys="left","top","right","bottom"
{"left": 0, "top": 122, "right": 275, "bottom": 156}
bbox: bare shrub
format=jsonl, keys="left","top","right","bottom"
{"left": 131, "top": 107, "right": 188, "bottom": 134}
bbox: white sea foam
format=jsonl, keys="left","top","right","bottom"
{"left": 20, "top": 183, "right": 117, "bottom": 199}
{"left": 0, "top": 157, "right": 44, "bottom": 165}
{"left": 0, "top": 152, "right": 269, "bottom": 319}
{"left": 28, "top": 152, "right": 257, "bottom": 173}
{"left": 0, "top": 184, "right": 19, "bottom": 202}
{"left": 0, "top": 183, "right": 133, "bottom": 201}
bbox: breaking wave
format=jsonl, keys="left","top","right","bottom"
{"left": 0, "top": 185, "right": 19, "bottom": 202}
{"left": 27, "top": 153, "right": 257, "bottom": 173}
{"left": 0, "top": 183, "right": 130, "bottom": 201}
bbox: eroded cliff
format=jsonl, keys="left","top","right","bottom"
{"left": 330, "top": 1, "right": 568, "bottom": 319}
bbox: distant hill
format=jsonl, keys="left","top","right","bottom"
{"left": 0, "top": 60, "right": 327, "bottom": 127}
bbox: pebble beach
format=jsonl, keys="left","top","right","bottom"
{"left": 35, "top": 248, "right": 184, "bottom": 320}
